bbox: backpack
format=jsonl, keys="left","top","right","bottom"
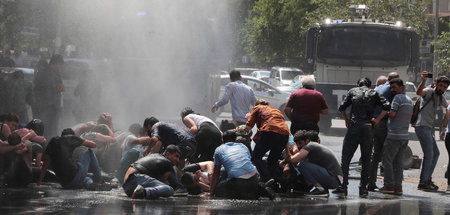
{"left": 410, "top": 96, "right": 432, "bottom": 125}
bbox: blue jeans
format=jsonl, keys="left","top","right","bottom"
{"left": 122, "top": 173, "right": 174, "bottom": 199}
{"left": 415, "top": 126, "right": 440, "bottom": 184}
{"left": 65, "top": 149, "right": 102, "bottom": 189}
{"left": 341, "top": 124, "right": 373, "bottom": 187}
{"left": 382, "top": 138, "right": 408, "bottom": 189}
{"left": 297, "top": 161, "right": 339, "bottom": 190}
{"left": 115, "top": 149, "right": 140, "bottom": 184}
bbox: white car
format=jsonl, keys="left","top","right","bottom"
{"left": 405, "top": 81, "right": 418, "bottom": 101}
{"left": 268, "top": 66, "right": 304, "bottom": 87}
{"left": 218, "top": 75, "right": 290, "bottom": 116}
{"left": 249, "top": 70, "right": 270, "bottom": 82}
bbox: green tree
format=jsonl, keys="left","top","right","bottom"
{"left": 0, "top": 0, "right": 22, "bottom": 50}
{"left": 242, "top": 0, "right": 429, "bottom": 65}
{"left": 433, "top": 19, "right": 450, "bottom": 72}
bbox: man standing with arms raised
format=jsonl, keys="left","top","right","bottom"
{"left": 414, "top": 71, "right": 450, "bottom": 191}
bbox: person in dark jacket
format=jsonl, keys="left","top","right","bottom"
{"left": 333, "top": 77, "right": 390, "bottom": 197}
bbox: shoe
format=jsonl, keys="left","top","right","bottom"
{"left": 418, "top": 182, "right": 439, "bottom": 192}
{"left": 264, "top": 186, "right": 276, "bottom": 200}
{"left": 132, "top": 184, "right": 146, "bottom": 199}
{"left": 394, "top": 188, "right": 403, "bottom": 195}
{"left": 367, "top": 183, "right": 379, "bottom": 192}
{"left": 258, "top": 180, "right": 276, "bottom": 200}
{"left": 359, "top": 186, "right": 368, "bottom": 197}
{"left": 332, "top": 186, "right": 347, "bottom": 197}
{"left": 305, "top": 188, "right": 329, "bottom": 197}
{"left": 379, "top": 187, "right": 395, "bottom": 194}
{"left": 87, "top": 182, "right": 112, "bottom": 191}
{"left": 265, "top": 179, "right": 275, "bottom": 187}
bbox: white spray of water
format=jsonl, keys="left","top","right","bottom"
{"left": 56, "top": 1, "right": 239, "bottom": 129}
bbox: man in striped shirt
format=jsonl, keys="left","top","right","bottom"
{"left": 380, "top": 78, "right": 413, "bottom": 195}
{"left": 211, "top": 70, "right": 257, "bottom": 125}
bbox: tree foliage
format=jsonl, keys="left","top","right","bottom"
{"left": 242, "top": 0, "right": 429, "bottom": 65}
{"left": 0, "top": 0, "right": 22, "bottom": 49}
{"left": 433, "top": 19, "right": 450, "bottom": 72}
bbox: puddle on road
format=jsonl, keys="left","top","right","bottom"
{"left": 1, "top": 185, "right": 450, "bottom": 214}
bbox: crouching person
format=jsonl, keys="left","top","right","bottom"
{"left": 122, "top": 153, "right": 174, "bottom": 199}
{"left": 37, "top": 128, "right": 111, "bottom": 191}
{"left": 210, "top": 131, "right": 274, "bottom": 200}
{"left": 281, "top": 130, "right": 343, "bottom": 197}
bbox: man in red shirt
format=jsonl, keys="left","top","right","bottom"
{"left": 284, "top": 76, "right": 328, "bottom": 134}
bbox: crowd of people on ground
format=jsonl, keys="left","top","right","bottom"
{"left": 1, "top": 68, "right": 450, "bottom": 201}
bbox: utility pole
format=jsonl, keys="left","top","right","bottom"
{"left": 433, "top": 0, "right": 440, "bottom": 77}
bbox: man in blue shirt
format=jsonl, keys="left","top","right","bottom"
{"left": 368, "top": 72, "right": 399, "bottom": 191}
{"left": 211, "top": 70, "right": 257, "bottom": 125}
{"left": 210, "top": 130, "right": 274, "bottom": 199}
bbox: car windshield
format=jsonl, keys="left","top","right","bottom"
{"left": 259, "top": 71, "right": 270, "bottom": 77}
{"left": 405, "top": 84, "right": 415, "bottom": 92}
{"left": 281, "top": 70, "right": 303, "bottom": 81}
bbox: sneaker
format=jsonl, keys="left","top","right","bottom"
{"left": 418, "top": 182, "right": 439, "bottom": 192}
{"left": 305, "top": 188, "right": 329, "bottom": 197}
{"left": 87, "top": 183, "right": 112, "bottom": 191}
{"left": 394, "top": 188, "right": 403, "bottom": 195}
{"left": 258, "top": 180, "right": 276, "bottom": 200}
{"left": 265, "top": 178, "right": 275, "bottom": 187}
{"left": 359, "top": 186, "right": 368, "bottom": 197}
{"left": 379, "top": 187, "right": 395, "bottom": 194}
{"left": 332, "top": 186, "right": 347, "bottom": 197}
{"left": 132, "top": 184, "right": 146, "bottom": 199}
{"left": 264, "top": 186, "right": 276, "bottom": 200}
{"left": 367, "top": 183, "right": 379, "bottom": 192}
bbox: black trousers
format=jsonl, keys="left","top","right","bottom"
{"left": 213, "top": 174, "right": 260, "bottom": 199}
{"left": 341, "top": 124, "right": 373, "bottom": 187}
{"left": 191, "top": 122, "right": 222, "bottom": 163}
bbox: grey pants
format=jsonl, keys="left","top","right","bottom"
{"left": 382, "top": 138, "right": 408, "bottom": 189}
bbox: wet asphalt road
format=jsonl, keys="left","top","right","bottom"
{"left": 1, "top": 117, "right": 450, "bottom": 214}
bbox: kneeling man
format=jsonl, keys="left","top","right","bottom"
{"left": 281, "top": 130, "right": 343, "bottom": 197}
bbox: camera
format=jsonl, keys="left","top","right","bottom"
{"left": 427, "top": 73, "right": 433, "bottom": 78}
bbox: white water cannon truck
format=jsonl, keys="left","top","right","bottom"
{"left": 305, "top": 5, "right": 420, "bottom": 131}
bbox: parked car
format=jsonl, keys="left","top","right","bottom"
{"left": 268, "top": 66, "right": 304, "bottom": 87}
{"left": 405, "top": 81, "right": 418, "bottom": 102}
{"left": 218, "top": 75, "right": 290, "bottom": 118}
{"left": 249, "top": 70, "right": 270, "bottom": 82}
{"left": 232, "top": 68, "right": 263, "bottom": 76}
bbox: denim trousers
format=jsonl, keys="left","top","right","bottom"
{"left": 122, "top": 173, "right": 174, "bottom": 199}
{"left": 415, "top": 126, "right": 440, "bottom": 184}
{"left": 382, "top": 138, "right": 408, "bottom": 189}
{"left": 341, "top": 123, "right": 373, "bottom": 187}
{"left": 297, "top": 161, "right": 339, "bottom": 190}
{"left": 65, "top": 149, "right": 102, "bottom": 189}
{"left": 115, "top": 149, "right": 140, "bottom": 184}
{"left": 252, "top": 131, "right": 288, "bottom": 184}
{"left": 369, "top": 118, "right": 387, "bottom": 184}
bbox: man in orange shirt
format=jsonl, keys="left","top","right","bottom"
{"left": 246, "top": 99, "right": 290, "bottom": 189}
